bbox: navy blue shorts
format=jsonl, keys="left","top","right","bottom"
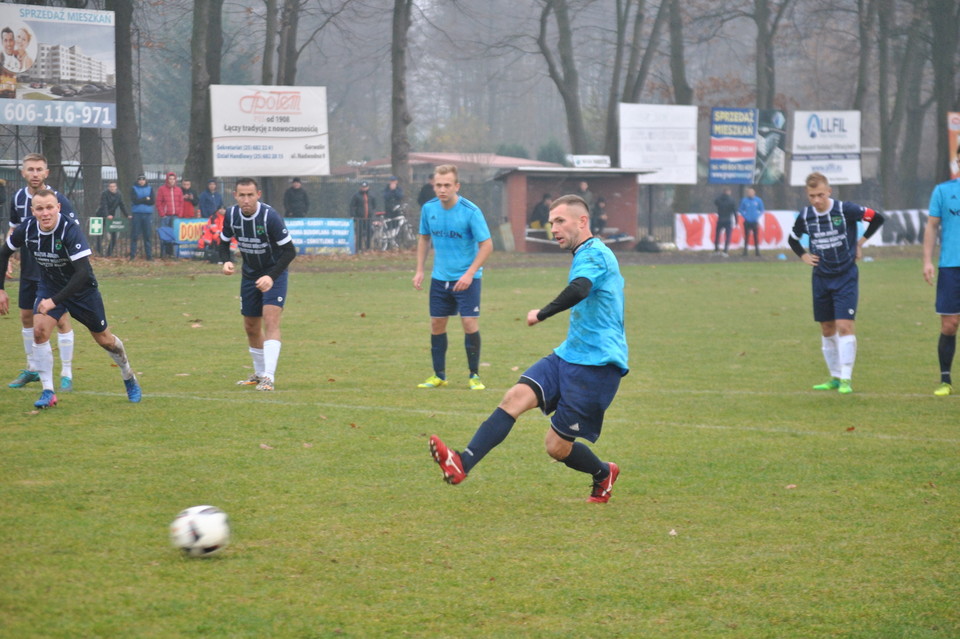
{"left": 520, "top": 353, "right": 622, "bottom": 443}
{"left": 240, "top": 271, "right": 289, "bottom": 317}
{"left": 812, "top": 266, "right": 858, "bottom": 322}
{"left": 429, "top": 277, "right": 481, "bottom": 318}
{"left": 18, "top": 277, "right": 38, "bottom": 311}
{"left": 36, "top": 285, "right": 108, "bottom": 333}
{"left": 935, "top": 267, "right": 960, "bottom": 315}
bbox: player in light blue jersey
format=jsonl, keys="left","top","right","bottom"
{"left": 413, "top": 164, "right": 493, "bottom": 390}
{"left": 219, "top": 177, "right": 297, "bottom": 392}
{"left": 788, "top": 172, "right": 884, "bottom": 395}
{"left": 430, "top": 194, "right": 629, "bottom": 503}
{"left": 922, "top": 143, "right": 960, "bottom": 396}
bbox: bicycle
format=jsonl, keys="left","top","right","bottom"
{"left": 370, "top": 204, "right": 417, "bottom": 251}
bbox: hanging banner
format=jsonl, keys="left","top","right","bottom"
{"left": 708, "top": 107, "right": 757, "bottom": 184}
{"left": 619, "top": 103, "right": 698, "bottom": 185}
{"left": 210, "top": 84, "right": 330, "bottom": 177}
{"left": 790, "top": 110, "right": 861, "bottom": 186}
{"left": 0, "top": 3, "right": 116, "bottom": 128}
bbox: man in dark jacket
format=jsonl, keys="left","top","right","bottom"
{"left": 349, "top": 182, "right": 376, "bottom": 252}
{"left": 283, "top": 178, "right": 309, "bottom": 217}
{"left": 95, "top": 181, "right": 128, "bottom": 257}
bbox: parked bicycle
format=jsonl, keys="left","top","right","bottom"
{"left": 370, "top": 203, "right": 417, "bottom": 251}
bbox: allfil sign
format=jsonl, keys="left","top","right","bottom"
{"left": 790, "top": 110, "right": 862, "bottom": 186}
{"left": 805, "top": 114, "right": 849, "bottom": 138}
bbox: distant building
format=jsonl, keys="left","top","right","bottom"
{"left": 31, "top": 44, "right": 109, "bottom": 84}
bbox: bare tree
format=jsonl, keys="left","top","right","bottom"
{"left": 183, "top": 0, "right": 224, "bottom": 188}
{"left": 928, "top": 0, "right": 960, "bottom": 182}
{"left": 537, "top": 0, "right": 589, "bottom": 153}
{"left": 391, "top": 0, "right": 413, "bottom": 184}
{"left": 109, "top": 0, "right": 144, "bottom": 199}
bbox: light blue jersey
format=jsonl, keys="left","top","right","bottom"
{"left": 554, "top": 238, "right": 629, "bottom": 374}
{"left": 419, "top": 196, "right": 491, "bottom": 281}
{"left": 929, "top": 177, "right": 960, "bottom": 268}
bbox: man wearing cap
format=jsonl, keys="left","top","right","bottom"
{"left": 349, "top": 181, "right": 376, "bottom": 253}
{"left": 129, "top": 174, "right": 154, "bottom": 260}
{"left": 199, "top": 179, "right": 223, "bottom": 219}
{"left": 283, "top": 177, "right": 309, "bottom": 218}
{"left": 155, "top": 171, "right": 184, "bottom": 258}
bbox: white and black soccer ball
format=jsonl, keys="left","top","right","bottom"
{"left": 169, "top": 505, "right": 230, "bottom": 557}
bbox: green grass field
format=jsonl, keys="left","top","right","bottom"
{"left": 1, "top": 252, "right": 957, "bottom": 638}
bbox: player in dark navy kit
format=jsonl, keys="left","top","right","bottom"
{"left": 429, "top": 194, "right": 628, "bottom": 503}
{"left": 6, "top": 154, "right": 78, "bottom": 392}
{"left": 788, "top": 172, "right": 884, "bottom": 395}
{"left": 0, "top": 190, "right": 141, "bottom": 408}
{"left": 219, "top": 177, "right": 296, "bottom": 392}
{"left": 922, "top": 143, "right": 960, "bottom": 396}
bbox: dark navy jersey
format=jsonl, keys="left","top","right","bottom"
{"left": 9, "top": 186, "right": 79, "bottom": 281}
{"left": 6, "top": 212, "right": 96, "bottom": 294}
{"left": 220, "top": 202, "right": 293, "bottom": 279}
{"left": 791, "top": 199, "right": 875, "bottom": 278}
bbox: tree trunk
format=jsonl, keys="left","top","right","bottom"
{"left": 537, "top": 0, "right": 588, "bottom": 153}
{"left": 390, "top": 0, "right": 413, "bottom": 185}
{"left": 109, "top": 0, "right": 144, "bottom": 203}
{"left": 668, "top": 0, "right": 692, "bottom": 215}
{"left": 262, "top": 0, "right": 278, "bottom": 86}
{"left": 928, "top": 0, "right": 959, "bottom": 182}
{"left": 184, "top": 0, "right": 223, "bottom": 187}
{"left": 79, "top": 128, "right": 102, "bottom": 221}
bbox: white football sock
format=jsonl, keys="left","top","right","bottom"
{"left": 249, "top": 347, "right": 265, "bottom": 377}
{"left": 262, "top": 340, "right": 281, "bottom": 381}
{"left": 22, "top": 327, "right": 34, "bottom": 369}
{"left": 58, "top": 330, "right": 75, "bottom": 378}
{"left": 33, "top": 341, "right": 54, "bottom": 391}
{"left": 838, "top": 335, "right": 857, "bottom": 380}
{"left": 821, "top": 333, "right": 840, "bottom": 379}
{"left": 107, "top": 336, "right": 134, "bottom": 380}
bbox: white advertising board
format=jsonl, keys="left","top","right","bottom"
{"left": 618, "top": 103, "right": 698, "bottom": 185}
{"left": 210, "top": 84, "right": 330, "bottom": 177}
{"left": 790, "top": 110, "right": 861, "bottom": 186}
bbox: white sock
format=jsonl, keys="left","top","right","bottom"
{"left": 58, "top": 330, "right": 75, "bottom": 378}
{"left": 22, "top": 327, "right": 34, "bottom": 370}
{"left": 838, "top": 335, "right": 857, "bottom": 380}
{"left": 262, "top": 340, "right": 281, "bottom": 381}
{"left": 34, "top": 341, "right": 55, "bottom": 391}
{"left": 107, "top": 336, "right": 134, "bottom": 380}
{"left": 250, "top": 347, "right": 265, "bottom": 377}
{"left": 821, "top": 334, "right": 840, "bottom": 379}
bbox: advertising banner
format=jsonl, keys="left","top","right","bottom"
{"left": 708, "top": 107, "right": 757, "bottom": 184}
{"left": 0, "top": 3, "right": 116, "bottom": 128}
{"left": 949, "top": 111, "right": 960, "bottom": 179}
{"left": 674, "top": 209, "right": 927, "bottom": 251}
{"left": 790, "top": 110, "right": 861, "bottom": 186}
{"left": 755, "top": 109, "right": 787, "bottom": 185}
{"left": 210, "top": 85, "right": 330, "bottom": 177}
{"left": 284, "top": 218, "right": 354, "bottom": 255}
{"left": 619, "top": 103, "right": 698, "bottom": 185}
{"left": 172, "top": 218, "right": 208, "bottom": 259}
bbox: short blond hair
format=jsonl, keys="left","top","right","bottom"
{"left": 434, "top": 164, "right": 459, "bottom": 183}
{"left": 805, "top": 172, "right": 829, "bottom": 189}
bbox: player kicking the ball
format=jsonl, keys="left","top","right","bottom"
{"left": 219, "top": 177, "right": 296, "bottom": 392}
{"left": 0, "top": 189, "right": 141, "bottom": 408}
{"left": 429, "top": 194, "right": 629, "bottom": 502}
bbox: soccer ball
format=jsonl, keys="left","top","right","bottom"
{"left": 169, "top": 505, "right": 230, "bottom": 557}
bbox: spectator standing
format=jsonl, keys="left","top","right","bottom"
{"left": 383, "top": 176, "right": 404, "bottom": 216}
{"left": 129, "top": 174, "right": 154, "bottom": 260}
{"left": 155, "top": 172, "right": 184, "bottom": 258}
{"left": 713, "top": 187, "right": 737, "bottom": 256}
{"left": 739, "top": 187, "right": 765, "bottom": 257}
{"left": 412, "top": 164, "right": 493, "bottom": 391}
{"left": 95, "top": 181, "right": 127, "bottom": 257}
{"left": 922, "top": 143, "right": 960, "bottom": 397}
{"left": 349, "top": 181, "right": 376, "bottom": 253}
{"left": 181, "top": 178, "right": 198, "bottom": 218}
{"left": 7, "top": 153, "right": 79, "bottom": 392}
{"left": 575, "top": 180, "right": 595, "bottom": 211}
{"left": 417, "top": 175, "right": 435, "bottom": 208}
{"left": 283, "top": 177, "right": 309, "bottom": 218}
{"left": 198, "top": 179, "right": 223, "bottom": 219}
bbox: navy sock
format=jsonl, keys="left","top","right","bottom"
{"left": 431, "top": 333, "right": 447, "bottom": 380}
{"left": 939, "top": 333, "right": 956, "bottom": 384}
{"left": 562, "top": 441, "right": 608, "bottom": 481}
{"left": 461, "top": 407, "right": 515, "bottom": 473}
{"left": 465, "top": 331, "right": 481, "bottom": 376}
